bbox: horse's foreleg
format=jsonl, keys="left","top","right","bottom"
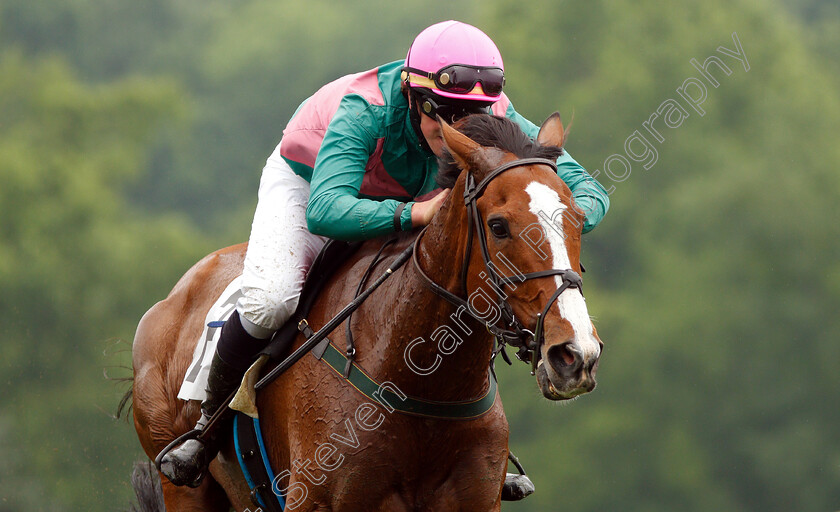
{"left": 160, "top": 474, "right": 230, "bottom": 512}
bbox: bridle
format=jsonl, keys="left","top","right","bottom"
{"left": 156, "top": 157, "right": 588, "bottom": 478}
{"left": 413, "top": 157, "right": 584, "bottom": 374}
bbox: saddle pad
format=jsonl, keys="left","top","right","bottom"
{"left": 177, "top": 239, "right": 360, "bottom": 401}
{"left": 177, "top": 276, "right": 243, "bottom": 401}
{"left": 230, "top": 354, "right": 269, "bottom": 418}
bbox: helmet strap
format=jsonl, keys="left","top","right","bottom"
{"left": 407, "top": 90, "right": 433, "bottom": 154}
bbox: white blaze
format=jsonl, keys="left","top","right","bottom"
{"left": 525, "top": 182, "right": 600, "bottom": 360}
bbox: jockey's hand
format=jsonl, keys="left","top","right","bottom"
{"left": 411, "top": 188, "right": 451, "bottom": 227}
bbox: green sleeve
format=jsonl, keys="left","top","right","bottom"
{"left": 505, "top": 104, "right": 610, "bottom": 234}
{"left": 306, "top": 96, "right": 411, "bottom": 241}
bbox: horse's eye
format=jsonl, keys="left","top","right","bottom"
{"left": 487, "top": 218, "right": 510, "bottom": 239}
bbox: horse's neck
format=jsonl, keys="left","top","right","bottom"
{"left": 364, "top": 186, "right": 494, "bottom": 402}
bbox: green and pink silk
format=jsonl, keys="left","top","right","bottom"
{"left": 279, "top": 60, "right": 610, "bottom": 241}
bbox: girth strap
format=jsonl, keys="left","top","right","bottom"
{"left": 234, "top": 414, "right": 286, "bottom": 512}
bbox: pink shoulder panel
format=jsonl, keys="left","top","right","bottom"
{"left": 281, "top": 67, "right": 386, "bottom": 167}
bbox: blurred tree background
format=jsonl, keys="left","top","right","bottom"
{"left": 0, "top": 0, "right": 837, "bottom": 510}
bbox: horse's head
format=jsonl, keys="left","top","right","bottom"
{"left": 435, "top": 113, "right": 602, "bottom": 400}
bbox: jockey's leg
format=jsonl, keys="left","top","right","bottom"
{"left": 160, "top": 147, "right": 326, "bottom": 487}
{"left": 160, "top": 311, "right": 269, "bottom": 487}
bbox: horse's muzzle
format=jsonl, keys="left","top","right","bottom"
{"left": 535, "top": 341, "right": 599, "bottom": 400}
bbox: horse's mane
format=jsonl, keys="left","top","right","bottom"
{"left": 436, "top": 114, "right": 565, "bottom": 189}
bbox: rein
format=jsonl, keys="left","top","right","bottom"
{"left": 189, "top": 157, "right": 583, "bottom": 434}
{"left": 253, "top": 237, "right": 499, "bottom": 420}
{"left": 255, "top": 242, "right": 415, "bottom": 391}
{"left": 414, "top": 157, "right": 584, "bottom": 374}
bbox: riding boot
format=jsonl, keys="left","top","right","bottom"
{"left": 159, "top": 311, "right": 270, "bottom": 487}
{"left": 501, "top": 452, "right": 536, "bottom": 501}
{"left": 502, "top": 473, "right": 536, "bottom": 501}
{"left": 159, "top": 352, "right": 243, "bottom": 487}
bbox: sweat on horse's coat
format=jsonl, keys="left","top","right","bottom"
{"left": 130, "top": 113, "right": 602, "bottom": 511}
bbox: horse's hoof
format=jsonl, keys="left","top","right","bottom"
{"left": 501, "top": 473, "right": 535, "bottom": 501}
{"left": 160, "top": 439, "right": 208, "bottom": 487}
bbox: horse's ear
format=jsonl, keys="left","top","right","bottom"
{"left": 439, "top": 116, "right": 480, "bottom": 169}
{"left": 439, "top": 117, "right": 506, "bottom": 172}
{"left": 537, "top": 112, "right": 566, "bottom": 149}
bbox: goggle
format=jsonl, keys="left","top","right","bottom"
{"left": 415, "top": 92, "right": 490, "bottom": 123}
{"left": 403, "top": 64, "right": 506, "bottom": 97}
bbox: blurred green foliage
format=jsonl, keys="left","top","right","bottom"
{"left": 0, "top": 0, "right": 837, "bottom": 510}
{"left": 0, "top": 51, "right": 214, "bottom": 510}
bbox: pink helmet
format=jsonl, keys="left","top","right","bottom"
{"left": 403, "top": 21, "right": 505, "bottom": 103}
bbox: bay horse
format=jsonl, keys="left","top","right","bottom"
{"left": 130, "top": 113, "right": 602, "bottom": 511}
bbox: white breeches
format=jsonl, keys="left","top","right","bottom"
{"left": 236, "top": 144, "right": 327, "bottom": 338}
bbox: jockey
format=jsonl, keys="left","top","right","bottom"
{"left": 161, "top": 20, "right": 610, "bottom": 487}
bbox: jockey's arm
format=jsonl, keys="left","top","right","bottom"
{"left": 504, "top": 105, "right": 611, "bottom": 234}
{"left": 306, "top": 101, "right": 413, "bottom": 241}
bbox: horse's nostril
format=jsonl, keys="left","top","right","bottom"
{"left": 546, "top": 342, "right": 581, "bottom": 371}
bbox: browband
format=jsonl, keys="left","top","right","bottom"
{"left": 464, "top": 157, "right": 557, "bottom": 204}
